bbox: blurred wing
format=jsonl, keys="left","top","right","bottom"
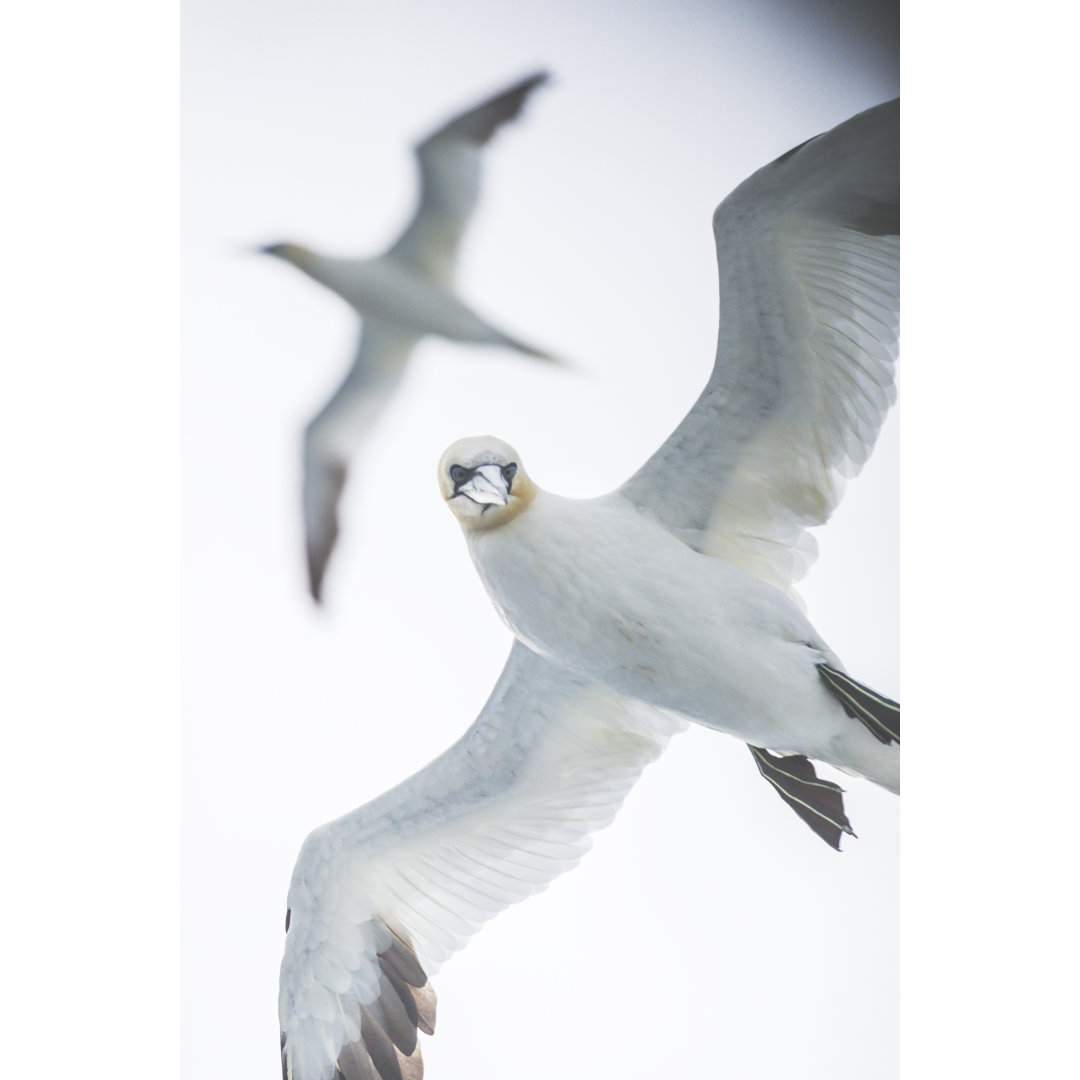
{"left": 387, "top": 71, "right": 549, "bottom": 280}
{"left": 303, "top": 320, "right": 419, "bottom": 602}
{"left": 280, "top": 642, "right": 684, "bottom": 1080}
{"left": 619, "top": 100, "right": 899, "bottom": 594}
{"left": 302, "top": 454, "right": 347, "bottom": 604}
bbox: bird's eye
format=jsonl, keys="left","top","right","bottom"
{"left": 450, "top": 465, "right": 470, "bottom": 485}
{"left": 502, "top": 463, "right": 518, "bottom": 483}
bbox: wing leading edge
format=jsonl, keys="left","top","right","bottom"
{"left": 619, "top": 100, "right": 899, "bottom": 596}
{"left": 280, "top": 642, "right": 684, "bottom": 1080}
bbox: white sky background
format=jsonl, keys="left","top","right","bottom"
{"left": 181, "top": 2, "right": 901, "bottom": 1078}
{"left": 8, "top": 4, "right": 1080, "bottom": 1075}
{"left": 7, "top": 3, "right": 1080, "bottom": 1080}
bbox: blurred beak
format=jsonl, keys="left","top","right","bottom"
{"left": 455, "top": 464, "right": 510, "bottom": 507}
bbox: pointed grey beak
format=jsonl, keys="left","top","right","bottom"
{"left": 456, "top": 464, "right": 510, "bottom": 507}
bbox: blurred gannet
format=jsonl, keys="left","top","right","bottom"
{"left": 279, "top": 99, "right": 899, "bottom": 1080}
{"left": 262, "top": 71, "right": 556, "bottom": 603}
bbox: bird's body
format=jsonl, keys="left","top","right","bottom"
{"left": 279, "top": 98, "right": 900, "bottom": 1080}
{"left": 286, "top": 252, "right": 548, "bottom": 351}
{"left": 263, "top": 72, "right": 555, "bottom": 602}
{"left": 464, "top": 488, "right": 898, "bottom": 790}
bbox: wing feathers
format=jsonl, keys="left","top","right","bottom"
{"left": 280, "top": 644, "right": 682, "bottom": 1080}
{"left": 388, "top": 73, "right": 549, "bottom": 279}
{"left": 377, "top": 969, "right": 422, "bottom": 1049}
{"left": 302, "top": 321, "right": 418, "bottom": 602}
{"left": 379, "top": 931, "right": 429, "bottom": 989}
{"left": 423, "top": 71, "right": 549, "bottom": 149}
{"left": 303, "top": 457, "right": 347, "bottom": 604}
{"left": 374, "top": 971, "right": 419, "bottom": 1055}
{"left": 324, "top": 930, "right": 433, "bottom": 1080}
{"left": 357, "top": 1007, "right": 403, "bottom": 1080}
{"left": 335, "top": 1040, "right": 379, "bottom": 1080}
{"left": 618, "top": 99, "right": 899, "bottom": 595}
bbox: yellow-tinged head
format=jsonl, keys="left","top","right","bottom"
{"left": 439, "top": 436, "right": 537, "bottom": 531}
{"left": 258, "top": 241, "right": 315, "bottom": 268}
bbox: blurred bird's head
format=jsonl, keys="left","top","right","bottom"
{"left": 439, "top": 436, "right": 537, "bottom": 532}
{"left": 257, "top": 241, "right": 315, "bottom": 268}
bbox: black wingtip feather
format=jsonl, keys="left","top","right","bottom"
{"left": 818, "top": 664, "right": 900, "bottom": 744}
{"left": 749, "top": 745, "right": 855, "bottom": 850}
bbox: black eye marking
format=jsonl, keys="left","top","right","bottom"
{"left": 501, "top": 463, "right": 518, "bottom": 485}
{"left": 285, "top": 908, "right": 291, "bottom": 933}
{"left": 449, "top": 464, "right": 470, "bottom": 486}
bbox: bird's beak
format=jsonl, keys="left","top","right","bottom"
{"left": 455, "top": 464, "right": 510, "bottom": 508}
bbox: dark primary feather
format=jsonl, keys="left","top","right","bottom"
{"left": 390, "top": 72, "right": 550, "bottom": 279}
{"left": 301, "top": 321, "right": 417, "bottom": 603}
{"left": 818, "top": 665, "right": 900, "bottom": 744}
{"left": 303, "top": 457, "right": 347, "bottom": 604}
{"left": 284, "top": 927, "right": 435, "bottom": 1080}
{"left": 331, "top": 932, "right": 436, "bottom": 1080}
{"left": 748, "top": 745, "right": 855, "bottom": 850}
{"left": 422, "top": 71, "right": 550, "bottom": 148}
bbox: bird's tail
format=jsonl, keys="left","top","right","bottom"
{"left": 748, "top": 745, "right": 854, "bottom": 850}
{"left": 494, "top": 330, "right": 566, "bottom": 365}
{"left": 818, "top": 665, "right": 900, "bottom": 745}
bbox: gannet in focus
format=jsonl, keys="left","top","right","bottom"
{"left": 439, "top": 98, "right": 900, "bottom": 801}
{"left": 279, "top": 99, "right": 899, "bottom": 1080}
{"left": 261, "top": 71, "right": 556, "bottom": 603}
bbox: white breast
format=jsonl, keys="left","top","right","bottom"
{"left": 466, "top": 491, "right": 830, "bottom": 749}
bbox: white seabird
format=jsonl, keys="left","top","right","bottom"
{"left": 279, "top": 99, "right": 899, "bottom": 1080}
{"left": 261, "top": 71, "right": 557, "bottom": 603}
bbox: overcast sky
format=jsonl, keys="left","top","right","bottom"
{"left": 181, "top": 3, "right": 901, "bottom": 1079}
{"left": 7, "top": 3, "right": 1077, "bottom": 1079}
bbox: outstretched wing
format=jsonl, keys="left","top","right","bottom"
{"left": 618, "top": 100, "right": 899, "bottom": 595}
{"left": 387, "top": 71, "right": 549, "bottom": 282}
{"left": 279, "top": 642, "right": 684, "bottom": 1080}
{"left": 303, "top": 319, "right": 419, "bottom": 602}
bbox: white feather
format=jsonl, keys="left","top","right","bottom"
{"left": 619, "top": 100, "right": 899, "bottom": 598}
{"left": 279, "top": 643, "right": 683, "bottom": 1080}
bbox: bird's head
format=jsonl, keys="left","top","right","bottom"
{"left": 257, "top": 241, "right": 314, "bottom": 268}
{"left": 439, "top": 436, "right": 537, "bottom": 531}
